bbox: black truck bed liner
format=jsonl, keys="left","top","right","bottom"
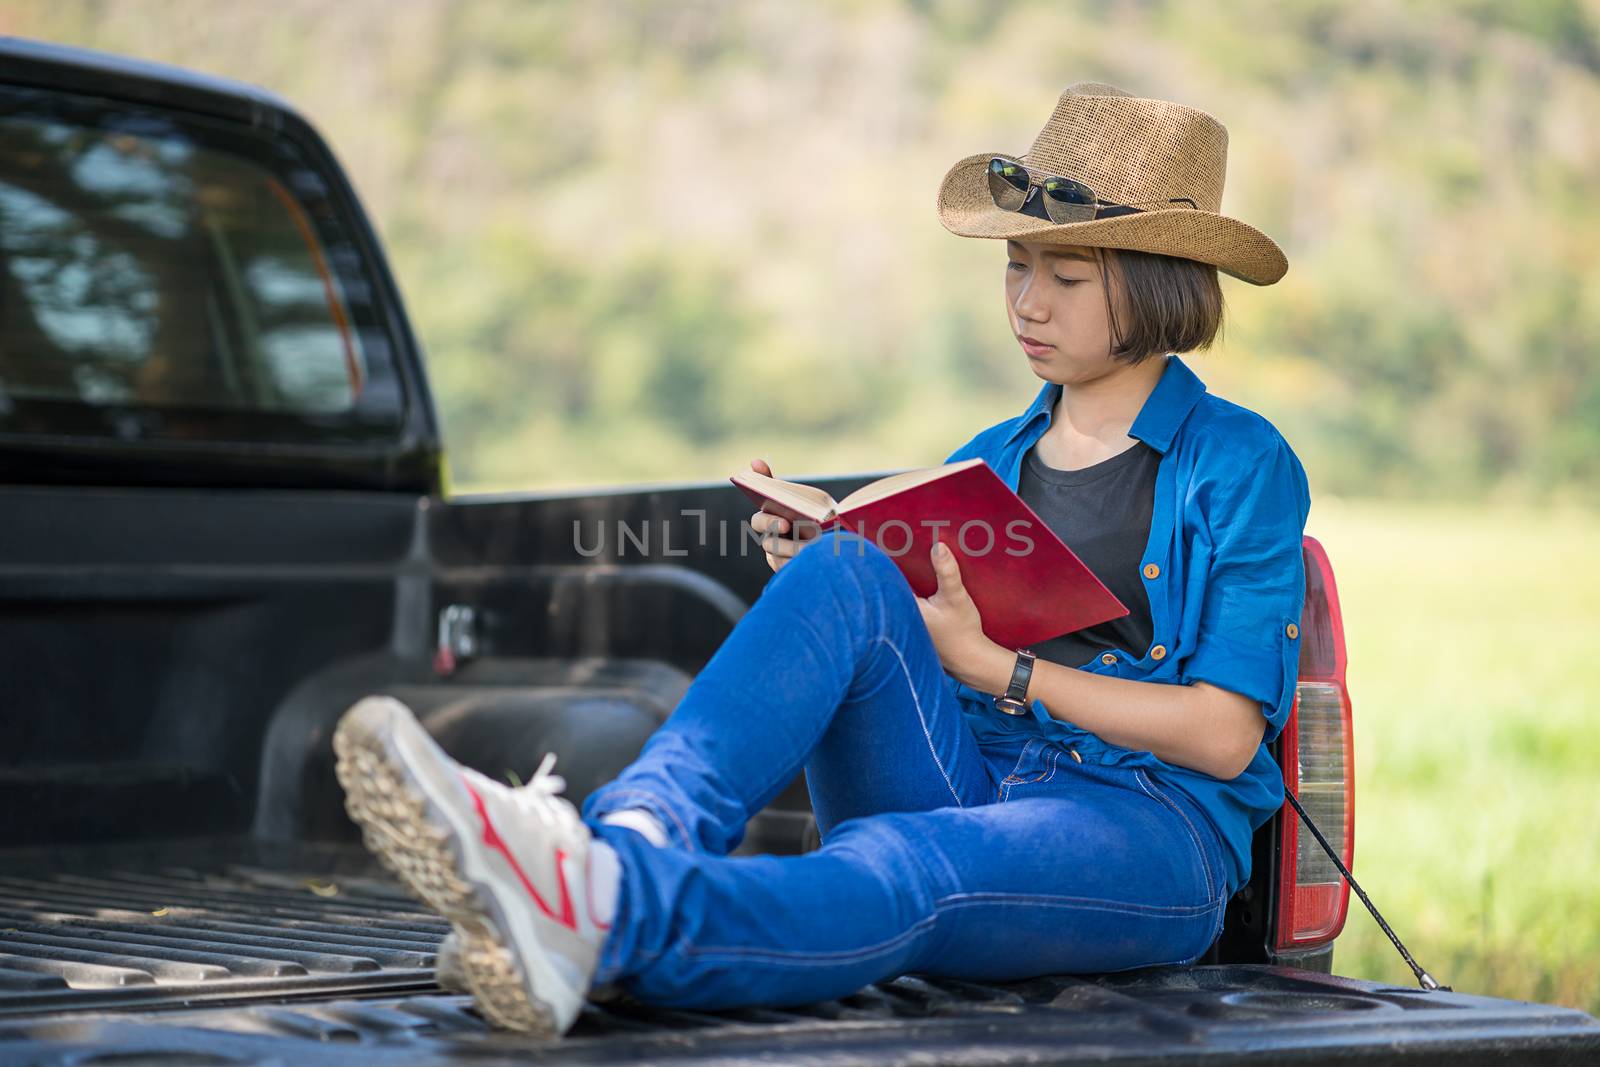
{"left": 0, "top": 842, "right": 445, "bottom": 1017}
{"left": 1, "top": 840, "right": 1596, "bottom": 1065}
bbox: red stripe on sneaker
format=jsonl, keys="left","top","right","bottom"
{"left": 464, "top": 779, "right": 578, "bottom": 932}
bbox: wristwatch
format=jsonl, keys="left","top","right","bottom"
{"left": 992, "top": 648, "right": 1037, "bottom": 716}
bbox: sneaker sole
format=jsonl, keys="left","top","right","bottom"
{"left": 438, "top": 933, "right": 622, "bottom": 1005}
{"left": 332, "top": 697, "right": 564, "bottom": 1035}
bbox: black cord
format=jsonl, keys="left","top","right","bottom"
{"left": 1283, "top": 788, "right": 1449, "bottom": 992}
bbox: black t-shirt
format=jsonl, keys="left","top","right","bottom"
{"left": 1015, "top": 439, "right": 1159, "bottom": 668}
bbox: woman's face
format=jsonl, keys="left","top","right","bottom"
{"left": 1003, "top": 238, "right": 1128, "bottom": 383}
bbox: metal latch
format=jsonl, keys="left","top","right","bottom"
{"left": 433, "top": 604, "right": 478, "bottom": 676}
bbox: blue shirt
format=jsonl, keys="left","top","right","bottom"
{"left": 941, "top": 352, "right": 1311, "bottom": 897}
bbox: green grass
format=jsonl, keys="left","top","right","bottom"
{"left": 1305, "top": 499, "right": 1600, "bottom": 1013}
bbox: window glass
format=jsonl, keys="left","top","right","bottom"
{"left": 0, "top": 86, "right": 404, "bottom": 445}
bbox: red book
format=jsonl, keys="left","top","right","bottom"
{"left": 730, "top": 458, "right": 1129, "bottom": 650}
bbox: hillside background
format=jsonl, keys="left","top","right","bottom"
{"left": 7, "top": 0, "right": 1597, "bottom": 1013}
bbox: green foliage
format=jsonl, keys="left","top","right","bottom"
{"left": 14, "top": 0, "right": 1595, "bottom": 501}
{"left": 1307, "top": 500, "right": 1600, "bottom": 1015}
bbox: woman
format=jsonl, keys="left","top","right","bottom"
{"left": 333, "top": 81, "right": 1311, "bottom": 1037}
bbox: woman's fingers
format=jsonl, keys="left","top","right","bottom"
{"left": 747, "top": 461, "right": 821, "bottom": 574}
{"left": 750, "top": 510, "right": 788, "bottom": 536}
{"left": 748, "top": 511, "right": 787, "bottom": 534}
{"left": 754, "top": 514, "right": 804, "bottom": 556}
{"left": 752, "top": 511, "right": 825, "bottom": 547}
{"left": 750, "top": 506, "right": 815, "bottom": 573}
{"left": 764, "top": 530, "right": 805, "bottom": 557}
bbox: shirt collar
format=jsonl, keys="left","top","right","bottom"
{"left": 1004, "top": 352, "right": 1209, "bottom": 456}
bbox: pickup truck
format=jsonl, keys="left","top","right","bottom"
{"left": 1, "top": 35, "right": 1597, "bottom": 1066}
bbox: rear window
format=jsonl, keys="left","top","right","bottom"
{"left": 0, "top": 85, "right": 405, "bottom": 446}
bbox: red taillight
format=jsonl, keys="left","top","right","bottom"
{"left": 1275, "top": 535, "right": 1354, "bottom": 951}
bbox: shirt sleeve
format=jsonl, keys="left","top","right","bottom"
{"left": 1178, "top": 433, "right": 1311, "bottom": 746}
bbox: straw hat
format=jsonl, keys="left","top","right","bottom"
{"left": 936, "top": 82, "right": 1288, "bottom": 286}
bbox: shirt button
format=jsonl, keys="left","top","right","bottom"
{"left": 1286, "top": 623, "right": 1299, "bottom": 639}
{"left": 1099, "top": 652, "right": 1117, "bottom": 665}
{"left": 1070, "top": 748, "right": 1083, "bottom": 764}
{"left": 1150, "top": 644, "right": 1167, "bottom": 660}
{"left": 1142, "top": 562, "right": 1160, "bottom": 579}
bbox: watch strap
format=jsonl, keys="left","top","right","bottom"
{"left": 992, "top": 648, "right": 1036, "bottom": 715}
{"left": 1003, "top": 648, "right": 1036, "bottom": 702}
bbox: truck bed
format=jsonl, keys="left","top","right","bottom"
{"left": 2, "top": 840, "right": 1596, "bottom": 1066}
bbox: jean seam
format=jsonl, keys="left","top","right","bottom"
{"left": 1134, "top": 770, "right": 1219, "bottom": 904}
{"left": 872, "top": 634, "right": 964, "bottom": 808}
{"left": 933, "top": 890, "right": 1220, "bottom": 918}
{"left": 998, "top": 741, "right": 1034, "bottom": 802}
{"left": 1136, "top": 769, "right": 1216, "bottom": 900}
{"left": 672, "top": 888, "right": 1220, "bottom": 970}
{"left": 1036, "top": 747, "right": 1062, "bottom": 784}
{"left": 1017, "top": 748, "right": 1057, "bottom": 787}
{"left": 683, "top": 913, "right": 938, "bottom": 964}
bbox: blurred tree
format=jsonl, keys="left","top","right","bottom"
{"left": 3, "top": 0, "right": 1596, "bottom": 503}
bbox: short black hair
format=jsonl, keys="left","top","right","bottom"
{"left": 1094, "top": 247, "right": 1225, "bottom": 365}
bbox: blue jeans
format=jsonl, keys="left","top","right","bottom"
{"left": 581, "top": 528, "right": 1229, "bottom": 1009}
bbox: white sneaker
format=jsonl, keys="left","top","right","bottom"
{"left": 334, "top": 696, "right": 617, "bottom": 1035}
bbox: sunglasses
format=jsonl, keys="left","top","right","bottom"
{"left": 987, "top": 156, "right": 1197, "bottom": 224}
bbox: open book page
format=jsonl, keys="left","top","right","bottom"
{"left": 731, "top": 470, "right": 842, "bottom": 523}
{"left": 834, "top": 458, "right": 985, "bottom": 514}
{"left": 732, "top": 458, "right": 990, "bottom": 524}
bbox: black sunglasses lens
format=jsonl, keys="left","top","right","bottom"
{"left": 987, "top": 158, "right": 1030, "bottom": 210}
{"left": 1041, "top": 176, "right": 1097, "bottom": 223}
{"left": 1042, "top": 176, "right": 1095, "bottom": 205}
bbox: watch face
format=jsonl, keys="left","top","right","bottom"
{"left": 993, "top": 697, "right": 1029, "bottom": 716}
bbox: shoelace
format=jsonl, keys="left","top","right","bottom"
{"left": 506, "top": 752, "right": 585, "bottom": 838}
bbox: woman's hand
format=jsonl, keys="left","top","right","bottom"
{"left": 748, "top": 458, "right": 821, "bottom": 574}
{"left": 916, "top": 541, "right": 1010, "bottom": 689}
